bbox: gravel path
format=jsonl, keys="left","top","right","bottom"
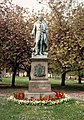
{"left": 0, "top": 83, "right": 84, "bottom": 100}
{"left": 0, "top": 89, "right": 84, "bottom": 101}
{"left": 66, "top": 91, "right": 84, "bottom": 101}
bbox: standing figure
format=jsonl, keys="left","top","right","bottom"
{"left": 31, "top": 15, "right": 48, "bottom": 55}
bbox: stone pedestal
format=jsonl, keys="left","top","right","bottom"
{"left": 25, "top": 55, "right": 55, "bottom": 99}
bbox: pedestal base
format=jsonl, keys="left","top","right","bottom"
{"left": 24, "top": 91, "right": 55, "bottom": 99}
{"left": 29, "top": 80, "right": 51, "bottom": 92}
{"left": 28, "top": 56, "right": 52, "bottom": 98}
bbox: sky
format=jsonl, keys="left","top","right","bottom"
{"left": 11, "top": 0, "right": 84, "bottom": 12}
{"left": 12, "top": 0, "right": 49, "bottom": 12}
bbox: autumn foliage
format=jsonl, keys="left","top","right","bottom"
{"left": 0, "top": 0, "right": 84, "bottom": 86}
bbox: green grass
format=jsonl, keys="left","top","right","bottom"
{"left": 0, "top": 97, "right": 84, "bottom": 120}
{"left": 1, "top": 77, "right": 84, "bottom": 93}
{"left": 0, "top": 77, "right": 84, "bottom": 120}
{"left": 2, "top": 76, "right": 83, "bottom": 85}
{"left": 2, "top": 77, "right": 29, "bottom": 85}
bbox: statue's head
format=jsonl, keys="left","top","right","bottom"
{"left": 38, "top": 15, "right": 43, "bottom": 21}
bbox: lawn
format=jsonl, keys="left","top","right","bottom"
{"left": 0, "top": 77, "right": 84, "bottom": 120}
{"left": 1, "top": 76, "right": 84, "bottom": 93}
{"left": 2, "top": 76, "right": 29, "bottom": 85}
{"left": 0, "top": 97, "right": 84, "bottom": 120}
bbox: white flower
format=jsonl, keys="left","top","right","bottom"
{"left": 7, "top": 95, "right": 14, "bottom": 100}
{"left": 7, "top": 94, "right": 70, "bottom": 106}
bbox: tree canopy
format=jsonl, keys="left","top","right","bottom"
{"left": 0, "top": 0, "right": 84, "bottom": 86}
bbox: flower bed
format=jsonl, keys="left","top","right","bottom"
{"left": 7, "top": 90, "right": 70, "bottom": 106}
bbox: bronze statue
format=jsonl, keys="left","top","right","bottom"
{"left": 31, "top": 15, "right": 48, "bottom": 56}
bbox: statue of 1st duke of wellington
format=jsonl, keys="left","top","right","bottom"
{"left": 31, "top": 15, "right": 48, "bottom": 56}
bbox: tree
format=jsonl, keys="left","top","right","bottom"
{"left": 0, "top": 1, "right": 33, "bottom": 86}
{"left": 71, "top": 4, "right": 84, "bottom": 83}
{"left": 46, "top": 0, "right": 84, "bottom": 85}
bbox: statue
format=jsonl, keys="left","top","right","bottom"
{"left": 31, "top": 15, "right": 48, "bottom": 56}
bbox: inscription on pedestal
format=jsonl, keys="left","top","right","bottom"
{"left": 31, "top": 84, "right": 50, "bottom": 89}
{"left": 29, "top": 81, "right": 51, "bottom": 92}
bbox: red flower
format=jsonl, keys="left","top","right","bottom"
{"left": 28, "top": 97, "right": 34, "bottom": 101}
{"left": 14, "top": 92, "right": 24, "bottom": 100}
{"left": 13, "top": 90, "right": 65, "bottom": 101}
{"left": 52, "top": 90, "right": 65, "bottom": 99}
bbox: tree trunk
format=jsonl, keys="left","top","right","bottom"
{"left": 27, "top": 66, "right": 31, "bottom": 80}
{"left": 0, "top": 71, "right": 2, "bottom": 81}
{"left": 61, "top": 71, "right": 66, "bottom": 86}
{"left": 78, "top": 69, "right": 81, "bottom": 84}
{"left": 11, "top": 64, "right": 18, "bottom": 87}
{"left": 27, "top": 71, "right": 31, "bottom": 80}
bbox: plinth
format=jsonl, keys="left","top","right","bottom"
{"left": 25, "top": 55, "right": 55, "bottom": 99}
